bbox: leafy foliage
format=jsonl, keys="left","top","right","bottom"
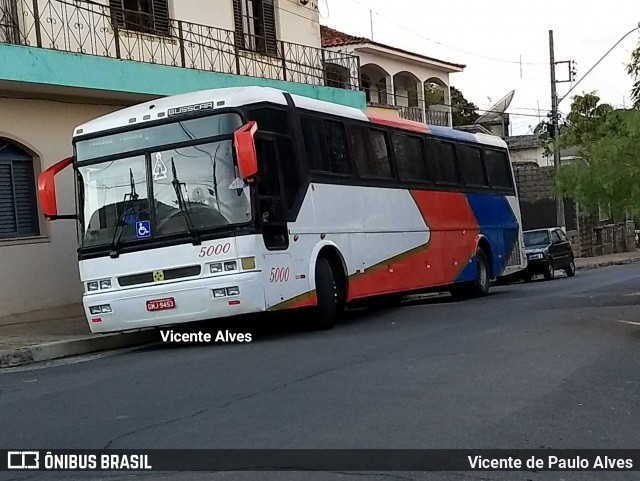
{"left": 555, "top": 93, "right": 640, "bottom": 216}
{"left": 449, "top": 86, "right": 479, "bottom": 127}
{"left": 627, "top": 42, "right": 640, "bottom": 108}
{"left": 424, "top": 81, "right": 446, "bottom": 107}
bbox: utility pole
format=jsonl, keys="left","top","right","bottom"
{"left": 549, "top": 30, "right": 566, "bottom": 229}
{"left": 369, "top": 10, "right": 374, "bottom": 40}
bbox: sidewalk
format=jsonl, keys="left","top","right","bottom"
{"left": 574, "top": 249, "right": 640, "bottom": 270}
{"left": 2, "top": 250, "right": 640, "bottom": 368}
{"left": 0, "top": 304, "right": 159, "bottom": 368}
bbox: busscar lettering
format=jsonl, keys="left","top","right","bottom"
{"left": 167, "top": 102, "right": 214, "bottom": 117}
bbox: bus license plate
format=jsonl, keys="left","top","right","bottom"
{"left": 146, "top": 298, "right": 176, "bottom": 311}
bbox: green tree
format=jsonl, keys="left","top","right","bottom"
{"left": 559, "top": 92, "right": 613, "bottom": 151}
{"left": 449, "top": 86, "right": 480, "bottom": 127}
{"left": 424, "top": 81, "right": 446, "bottom": 107}
{"left": 627, "top": 41, "right": 640, "bottom": 107}
{"left": 555, "top": 93, "right": 640, "bottom": 216}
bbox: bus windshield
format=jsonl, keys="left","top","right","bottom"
{"left": 76, "top": 113, "right": 252, "bottom": 248}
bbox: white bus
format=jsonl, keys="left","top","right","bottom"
{"left": 39, "top": 86, "right": 525, "bottom": 333}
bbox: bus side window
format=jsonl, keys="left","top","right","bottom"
{"left": 426, "top": 139, "right": 461, "bottom": 185}
{"left": 323, "top": 120, "right": 352, "bottom": 175}
{"left": 393, "top": 134, "right": 428, "bottom": 182}
{"left": 484, "top": 149, "right": 514, "bottom": 190}
{"left": 457, "top": 144, "right": 488, "bottom": 188}
{"left": 302, "top": 116, "right": 351, "bottom": 175}
{"left": 276, "top": 137, "right": 299, "bottom": 209}
{"left": 247, "top": 108, "right": 300, "bottom": 215}
{"left": 351, "top": 126, "right": 392, "bottom": 179}
{"left": 301, "top": 116, "right": 327, "bottom": 172}
{"left": 247, "top": 108, "right": 290, "bottom": 135}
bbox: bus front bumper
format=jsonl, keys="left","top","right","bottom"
{"left": 83, "top": 272, "right": 265, "bottom": 333}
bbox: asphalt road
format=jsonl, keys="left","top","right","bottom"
{"left": 2, "top": 264, "right": 640, "bottom": 481}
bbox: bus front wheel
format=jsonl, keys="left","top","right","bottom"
{"left": 313, "top": 257, "right": 337, "bottom": 330}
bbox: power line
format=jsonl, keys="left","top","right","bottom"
{"left": 331, "top": 0, "right": 548, "bottom": 66}
{"left": 558, "top": 25, "right": 640, "bottom": 106}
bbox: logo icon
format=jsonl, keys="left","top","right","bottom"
{"left": 153, "top": 153, "right": 168, "bottom": 180}
{"left": 152, "top": 270, "right": 165, "bottom": 282}
{"left": 7, "top": 451, "right": 39, "bottom": 470}
{"left": 136, "top": 220, "right": 151, "bottom": 239}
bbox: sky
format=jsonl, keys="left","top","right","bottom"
{"left": 320, "top": 0, "right": 639, "bottom": 135}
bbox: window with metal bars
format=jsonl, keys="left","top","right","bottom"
{"left": 233, "top": 0, "right": 278, "bottom": 56}
{"left": 109, "top": 0, "right": 170, "bottom": 35}
{"left": 0, "top": 141, "right": 39, "bottom": 239}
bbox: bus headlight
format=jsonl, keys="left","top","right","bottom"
{"left": 226, "top": 286, "right": 240, "bottom": 296}
{"left": 89, "top": 304, "right": 112, "bottom": 315}
{"left": 213, "top": 288, "right": 227, "bottom": 298}
{"left": 210, "top": 263, "right": 223, "bottom": 273}
{"left": 224, "top": 261, "right": 237, "bottom": 272}
{"left": 87, "top": 279, "right": 112, "bottom": 292}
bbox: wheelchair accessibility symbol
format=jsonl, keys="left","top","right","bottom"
{"left": 136, "top": 220, "right": 151, "bottom": 239}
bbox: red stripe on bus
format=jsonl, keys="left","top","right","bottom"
{"left": 409, "top": 190, "right": 480, "bottom": 281}
{"left": 346, "top": 191, "right": 479, "bottom": 299}
{"left": 366, "top": 114, "right": 430, "bottom": 134}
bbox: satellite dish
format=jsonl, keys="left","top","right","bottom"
{"left": 475, "top": 90, "right": 515, "bottom": 124}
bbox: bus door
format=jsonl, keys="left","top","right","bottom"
{"left": 255, "top": 135, "right": 292, "bottom": 309}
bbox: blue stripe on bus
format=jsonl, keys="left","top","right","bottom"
{"left": 463, "top": 194, "right": 518, "bottom": 279}
{"left": 427, "top": 126, "right": 480, "bottom": 143}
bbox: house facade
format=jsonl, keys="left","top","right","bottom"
{"left": 506, "top": 135, "right": 550, "bottom": 166}
{"left": 0, "top": 0, "right": 364, "bottom": 317}
{"left": 321, "top": 26, "right": 465, "bottom": 127}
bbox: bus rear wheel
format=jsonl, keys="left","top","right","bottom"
{"left": 450, "top": 247, "right": 491, "bottom": 299}
{"left": 313, "top": 257, "right": 337, "bottom": 330}
{"left": 473, "top": 248, "right": 491, "bottom": 296}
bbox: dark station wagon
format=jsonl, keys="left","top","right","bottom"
{"left": 522, "top": 228, "right": 576, "bottom": 281}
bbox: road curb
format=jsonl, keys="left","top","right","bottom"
{"left": 575, "top": 257, "right": 640, "bottom": 271}
{"left": 0, "top": 329, "right": 160, "bottom": 368}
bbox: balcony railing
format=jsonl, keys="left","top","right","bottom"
{"left": 367, "top": 90, "right": 451, "bottom": 127}
{"left": 0, "top": 0, "right": 360, "bottom": 90}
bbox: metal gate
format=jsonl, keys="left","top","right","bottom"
{"left": 0, "top": 0, "right": 20, "bottom": 45}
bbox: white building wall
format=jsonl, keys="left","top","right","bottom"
{"left": 173, "top": 0, "right": 234, "bottom": 31}
{"left": 510, "top": 147, "right": 552, "bottom": 167}
{"left": 354, "top": 50, "right": 451, "bottom": 86}
{"left": 81, "top": 0, "right": 322, "bottom": 47}
{"left": 0, "top": 98, "right": 123, "bottom": 317}
{"left": 275, "top": 0, "right": 321, "bottom": 47}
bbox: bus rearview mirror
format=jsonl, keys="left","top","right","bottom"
{"left": 234, "top": 121, "right": 258, "bottom": 181}
{"left": 38, "top": 156, "right": 77, "bottom": 221}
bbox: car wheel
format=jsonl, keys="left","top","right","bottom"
{"left": 313, "top": 257, "right": 337, "bottom": 330}
{"left": 543, "top": 260, "right": 554, "bottom": 280}
{"left": 565, "top": 258, "right": 576, "bottom": 277}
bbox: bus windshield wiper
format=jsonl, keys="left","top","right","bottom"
{"left": 171, "top": 158, "right": 201, "bottom": 245}
{"left": 110, "top": 169, "right": 138, "bottom": 258}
